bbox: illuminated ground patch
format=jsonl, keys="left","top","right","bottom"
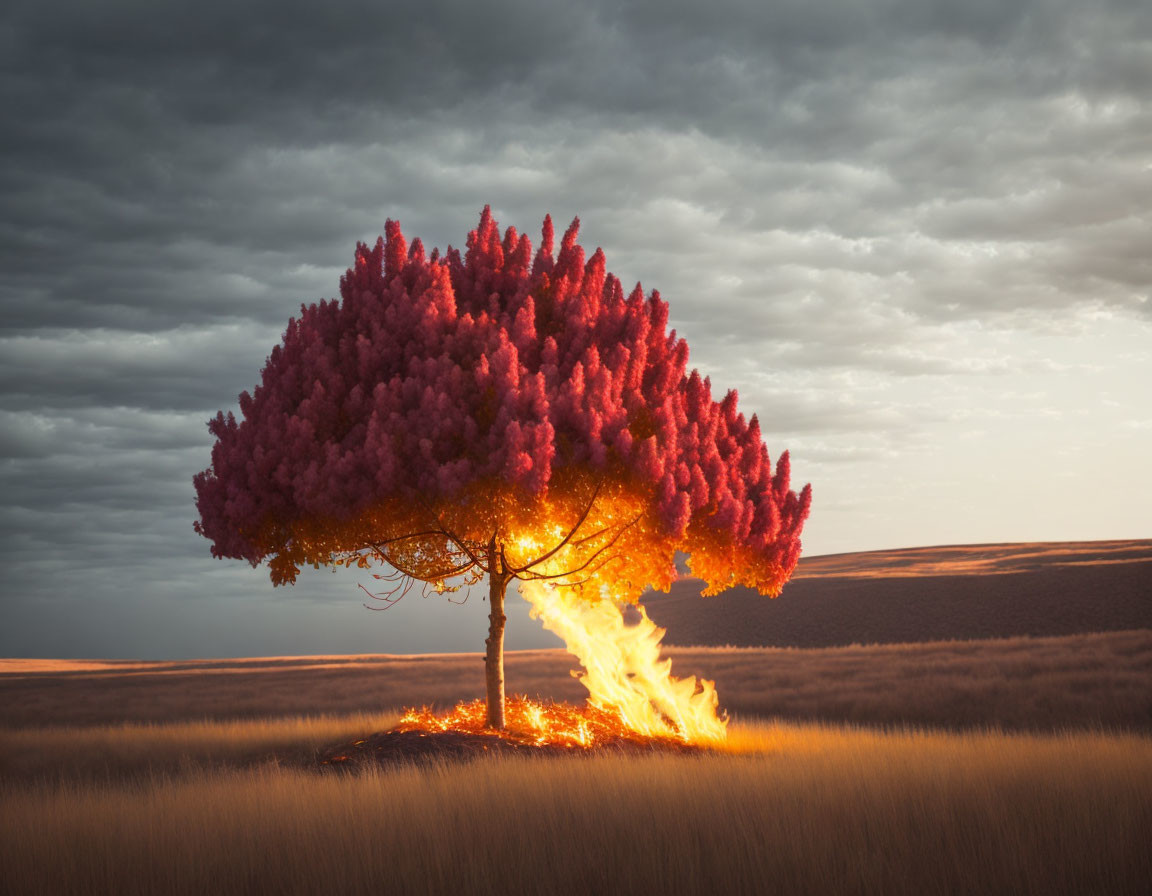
{"left": 317, "top": 696, "right": 708, "bottom": 767}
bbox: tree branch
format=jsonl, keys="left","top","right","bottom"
{"left": 513, "top": 513, "right": 640, "bottom": 581}
{"left": 415, "top": 497, "right": 488, "bottom": 573}
{"left": 447, "top": 585, "right": 472, "bottom": 605}
{"left": 368, "top": 541, "right": 477, "bottom": 583}
{"left": 503, "top": 479, "right": 603, "bottom": 575}
{"left": 359, "top": 574, "right": 416, "bottom": 611}
{"left": 365, "top": 529, "right": 447, "bottom": 547}
{"left": 518, "top": 552, "right": 626, "bottom": 584}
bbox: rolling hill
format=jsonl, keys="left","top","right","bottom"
{"left": 648, "top": 540, "right": 1152, "bottom": 648}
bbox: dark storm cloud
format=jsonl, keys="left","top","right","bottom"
{"left": 1, "top": 0, "right": 1149, "bottom": 657}
{"left": 0, "top": 322, "right": 287, "bottom": 411}
{"left": 4, "top": 0, "right": 1148, "bottom": 335}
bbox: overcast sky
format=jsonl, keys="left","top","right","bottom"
{"left": 1, "top": 0, "right": 1149, "bottom": 659}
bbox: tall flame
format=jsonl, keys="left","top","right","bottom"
{"left": 520, "top": 580, "right": 727, "bottom": 743}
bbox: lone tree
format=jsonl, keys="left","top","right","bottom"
{"left": 194, "top": 208, "right": 811, "bottom": 728}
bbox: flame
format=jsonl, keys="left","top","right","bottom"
{"left": 395, "top": 580, "right": 727, "bottom": 748}
{"left": 520, "top": 579, "right": 727, "bottom": 743}
{"left": 391, "top": 520, "right": 723, "bottom": 741}
{"left": 396, "top": 697, "right": 671, "bottom": 749}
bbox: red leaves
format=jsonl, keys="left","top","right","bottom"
{"left": 384, "top": 220, "right": 407, "bottom": 283}
{"left": 193, "top": 208, "right": 810, "bottom": 592}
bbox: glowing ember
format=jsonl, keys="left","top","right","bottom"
{"left": 396, "top": 697, "right": 693, "bottom": 749}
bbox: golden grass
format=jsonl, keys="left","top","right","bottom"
{"left": 670, "top": 628, "right": 1152, "bottom": 731}
{"left": 5, "top": 630, "right": 1150, "bottom": 733}
{"left": 0, "top": 712, "right": 400, "bottom": 784}
{"left": 2, "top": 718, "right": 1149, "bottom": 896}
{"left": 5, "top": 543, "right": 1147, "bottom": 892}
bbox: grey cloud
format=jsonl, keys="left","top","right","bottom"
{"left": 0, "top": 408, "right": 204, "bottom": 465}
{"left": 1, "top": 0, "right": 1149, "bottom": 658}
{"left": 3, "top": 0, "right": 1148, "bottom": 338}
{"left": 0, "top": 323, "right": 284, "bottom": 411}
{"left": 0, "top": 447, "right": 199, "bottom": 524}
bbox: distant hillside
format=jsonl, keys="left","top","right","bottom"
{"left": 647, "top": 540, "right": 1152, "bottom": 648}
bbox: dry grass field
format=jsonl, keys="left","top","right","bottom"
{"left": 4, "top": 628, "right": 1150, "bottom": 733}
{"left": 2, "top": 718, "right": 1150, "bottom": 895}
{"left": 3, "top": 541, "right": 1149, "bottom": 894}
{"left": 3, "top": 634, "right": 1150, "bottom": 894}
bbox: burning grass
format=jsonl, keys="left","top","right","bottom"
{"left": 313, "top": 577, "right": 731, "bottom": 768}
{"left": 318, "top": 697, "right": 708, "bottom": 768}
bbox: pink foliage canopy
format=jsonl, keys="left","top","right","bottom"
{"left": 194, "top": 207, "right": 811, "bottom": 591}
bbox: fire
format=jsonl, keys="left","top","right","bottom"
{"left": 520, "top": 580, "right": 727, "bottom": 744}
{"left": 396, "top": 697, "right": 677, "bottom": 749}
{"left": 399, "top": 580, "right": 727, "bottom": 748}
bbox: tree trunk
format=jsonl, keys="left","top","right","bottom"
{"left": 485, "top": 540, "right": 508, "bottom": 729}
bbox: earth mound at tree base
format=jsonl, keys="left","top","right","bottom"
{"left": 317, "top": 697, "right": 712, "bottom": 767}
{"left": 317, "top": 729, "right": 705, "bottom": 767}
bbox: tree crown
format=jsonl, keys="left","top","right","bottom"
{"left": 194, "top": 208, "right": 811, "bottom": 599}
